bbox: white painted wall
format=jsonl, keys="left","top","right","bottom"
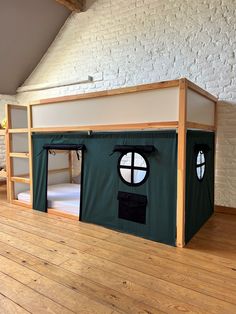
{"left": 16, "top": 0, "right": 236, "bottom": 207}
{"left": 0, "top": 95, "right": 18, "bottom": 120}
{"left": 0, "top": 95, "right": 17, "bottom": 173}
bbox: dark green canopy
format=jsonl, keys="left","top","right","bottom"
{"left": 32, "top": 129, "right": 214, "bottom": 246}
{"left": 33, "top": 131, "right": 177, "bottom": 246}
{"left": 185, "top": 130, "right": 215, "bottom": 243}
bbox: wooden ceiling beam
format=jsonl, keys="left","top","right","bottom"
{"left": 55, "top": 0, "right": 84, "bottom": 12}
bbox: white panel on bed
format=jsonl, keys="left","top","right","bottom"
{"left": 12, "top": 158, "right": 29, "bottom": 177}
{"left": 11, "top": 107, "right": 28, "bottom": 129}
{"left": 48, "top": 172, "right": 70, "bottom": 186}
{"left": 48, "top": 152, "right": 69, "bottom": 170}
{"left": 72, "top": 151, "right": 81, "bottom": 179}
{"left": 11, "top": 133, "right": 29, "bottom": 153}
{"left": 187, "top": 89, "right": 215, "bottom": 126}
{"left": 32, "top": 87, "right": 179, "bottom": 128}
{"left": 14, "top": 182, "right": 30, "bottom": 198}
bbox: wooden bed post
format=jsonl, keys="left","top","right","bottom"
{"left": 213, "top": 100, "right": 218, "bottom": 212}
{"left": 69, "top": 151, "right": 73, "bottom": 183}
{"left": 5, "top": 104, "right": 13, "bottom": 202}
{"left": 176, "top": 79, "right": 187, "bottom": 248}
{"left": 27, "top": 105, "right": 33, "bottom": 207}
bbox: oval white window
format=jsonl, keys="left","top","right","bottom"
{"left": 196, "top": 150, "right": 206, "bottom": 181}
{"left": 118, "top": 152, "right": 149, "bottom": 186}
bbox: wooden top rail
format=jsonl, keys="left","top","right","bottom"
{"left": 23, "top": 78, "right": 217, "bottom": 107}
{"left": 186, "top": 79, "right": 218, "bottom": 102}
{"left": 30, "top": 121, "right": 179, "bottom": 133}
{"left": 28, "top": 80, "right": 180, "bottom": 106}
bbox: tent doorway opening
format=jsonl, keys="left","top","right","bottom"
{"left": 45, "top": 145, "right": 84, "bottom": 220}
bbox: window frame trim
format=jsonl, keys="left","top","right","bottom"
{"left": 118, "top": 151, "right": 150, "bottom": 187}
{"left": 195, "top": 150, "right": 206, "bottom": 182}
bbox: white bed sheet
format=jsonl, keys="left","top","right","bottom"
{"left": 48, "top": 198, "right": 80, "bottom": 216}
{"left": 18, "top": 183, "right": 80, "bottom": 216}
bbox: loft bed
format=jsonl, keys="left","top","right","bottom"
{"left": 5, "top": 78, "right": 217, "bottom": 247}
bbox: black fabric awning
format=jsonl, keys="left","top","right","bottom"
{"left": 43, "top": 144, "right": 86, "bottom": 151}
{"left": 194, "top": 144, "right": 211, "bottom": 152}
{"left": 113, "top": 145, "right": 156, "bottom": 154}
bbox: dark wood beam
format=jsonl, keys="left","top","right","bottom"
{"left": 55, "top": 0, "right": 84, "bottom": 12}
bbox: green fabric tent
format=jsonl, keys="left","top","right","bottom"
{"left": 33, "top": 131, "right": 177, "bottom": 246}
{"left": 185, "top": 130, "right": 215, "bottom": 243}
{"left": 32, "top": 130, "right": 214, "bottom": 246}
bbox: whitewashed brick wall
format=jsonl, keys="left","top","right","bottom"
{"left": 16, "top": 0, "right": 236, "bottom": 207}
{"left": 0, "top": 95, "right": 17, "bottom": 178}
{"left": 0, "top": 136, "right": 5, "bottom": 169}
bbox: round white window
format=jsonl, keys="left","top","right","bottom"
{"left": 118, "top": 152, "right": 149, "bottom": 186}
{"left": 196, "top": 150, "right": 206, "bottom": 181}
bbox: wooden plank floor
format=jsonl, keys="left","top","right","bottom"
{"left": 0, "top": 185, "right": 236, "bottom": 313}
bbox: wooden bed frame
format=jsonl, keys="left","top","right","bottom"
{"left": 5, "top": 78, "right": 218, "bottom": 247}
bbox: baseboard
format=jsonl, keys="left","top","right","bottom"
{"left": 215, "top": 205, "right": 236, "bottom": 215}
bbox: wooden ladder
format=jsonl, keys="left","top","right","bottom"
{"left": 5, "top": 104, "right": 32, "bottom": 208}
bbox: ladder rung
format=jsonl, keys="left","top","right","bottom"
{"left": 11, "top": 177, "right": 30, "bottom": 184}
{"left": 10, "top": 152, "right": 29, "bottom": 158}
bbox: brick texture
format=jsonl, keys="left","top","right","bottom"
{"left": 0, "top": 95, "right": 17, "bottom": 173}
{"left": 16, "top": 0, "right": 236, "bottom": 207}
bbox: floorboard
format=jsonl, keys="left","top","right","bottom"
{"left": 0, "top": 185, "right": 236, "bottom": 313}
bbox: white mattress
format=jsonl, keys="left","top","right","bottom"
{"left": 18, "top": 183, "right": 80, "bottom": 216}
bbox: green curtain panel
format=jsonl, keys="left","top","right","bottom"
{"left": 33, "top": 131, "right": 177, "bottom": 246}
{"left": 185, "top": 130, "right": 215, "bottom": 244}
